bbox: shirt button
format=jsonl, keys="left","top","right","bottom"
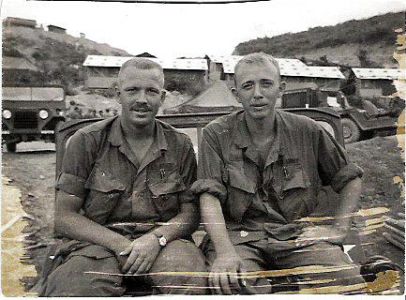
{"left": 240, "top": 230, "right": 249, "bottom": 238}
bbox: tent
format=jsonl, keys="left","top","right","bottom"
{"left": 164, "top": 81, "right": 242, "bottom": 114}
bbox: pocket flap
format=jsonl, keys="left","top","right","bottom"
{"left": 85, "top": 167, "right": 125, "bottom": 193}
{"left": 227, "top": 165, "right": 256, "bottom": 194}
{"left": 148, "top": 179, "right": 186, "bottom": 197}
{"left": 283, "top": 163, "right": 307, "bottom": 191}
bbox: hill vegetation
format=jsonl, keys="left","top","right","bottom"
{"left": 234, "top": 12, "right": 404, "bottom": 67}
{"left": 2, "top": 24, "right": 130, "bottom": 94}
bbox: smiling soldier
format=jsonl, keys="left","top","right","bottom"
{"left": 42, "top": 58, "right": 207, "bottom": 296}
{"left": 192, "top": 52, "right": 367, "bottom": 294}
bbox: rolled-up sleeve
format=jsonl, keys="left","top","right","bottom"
{"left": 317, "top": 126, "right": 363, "bottom": 193}
{"left": 55, "top": 130, "right": 96, "bottom": 199}
{"left": 178, "top": 136, "right": 198, "bottom": 204}
{"left": 191, "top": 126, "right": 227, "bottom": 203}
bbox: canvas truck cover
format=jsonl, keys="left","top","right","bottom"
{"left": 2, "top": 87, "right": 64, "bottom": 101}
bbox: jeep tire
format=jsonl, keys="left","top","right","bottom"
{"left": 341, "top": 118, "right": 361, "bottom": 144}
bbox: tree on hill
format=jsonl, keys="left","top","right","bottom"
{"left": 357, "top": 49, "right": 379, "bottom": 68}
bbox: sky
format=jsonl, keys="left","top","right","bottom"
{"left": 1, "top": 0, "right": 405, "bottom": 58}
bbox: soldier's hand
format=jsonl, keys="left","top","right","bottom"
{"left": 119, "top": 233, "right": 161, "bottom": 275}
{"left": 296, "top": 225, "right": 347, "bottom": 247}
{"left": 209, "top": 250, "right": 245, "bottom": 295}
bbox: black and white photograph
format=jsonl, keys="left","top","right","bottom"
{"left": 1, "top": 0, "right": 405, "bottom": 297}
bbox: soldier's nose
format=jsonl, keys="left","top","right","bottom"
{"left": 253, "top": 85, "right": 263, "bottom": 100}
{"left": 135, "top": 93, "right": 147, "bottom": 104}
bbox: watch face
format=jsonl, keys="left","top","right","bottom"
{"left": 159, "top": 236, "right": 167, "bottom": 247}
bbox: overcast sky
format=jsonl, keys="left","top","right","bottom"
{"left": 1, "top": 0, "right": 405, "bottom": 58}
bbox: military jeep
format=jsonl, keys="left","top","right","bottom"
{"left": 2, "top": 86, "right": 66, "bottom": 152}
{"left": 281, "top": 88, "right": 400, "bottom": 143}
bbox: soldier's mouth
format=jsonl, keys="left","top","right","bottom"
{"left": 251, "top": 103, "right": 268, "bottom": 108}
{"left": 131, "top": 108, "right": 151, "bottom": 112}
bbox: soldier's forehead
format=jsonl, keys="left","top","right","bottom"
{"left": 119, "top": 67, "right": 163, "bottom": 86}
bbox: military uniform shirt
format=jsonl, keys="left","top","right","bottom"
{"left": 56, "top": 116, "right": 197, "bottom": 235}
{"left": 191, "top": 110, "right": 363, "bottom": 244}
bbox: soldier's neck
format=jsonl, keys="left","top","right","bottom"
{"left": 121, "top": 119, "right": 155, "bottom": 142}
{"left": 245, "top": 112, "right": 276, "bottom": 140}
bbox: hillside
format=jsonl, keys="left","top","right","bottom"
{"left": 2, "top": 24, "right": 130, "bottom": 93}
{"left": 234, "top": 12, "right": 404, "bottom": 67}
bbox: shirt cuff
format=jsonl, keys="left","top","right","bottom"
{"left": 178, "top": 189, "right": 196, "bottom": 204}
{"left": 330, "top": 163, "right": 363, "bottom": 193}
{"left": 56, "top": 172, "right": 87, "bottom": 199}
{"left": 190, "top": 179, "right": 227, "bottom": 204}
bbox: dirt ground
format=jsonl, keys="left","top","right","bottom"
{"left": 346, "top": 135, "right": 405, "bottom": 289}
{"left": 1, "top": 134, "right": 404, "bottom": 294}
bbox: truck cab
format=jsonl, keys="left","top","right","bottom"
{"left": 2, "top": 86, "right": 66, "bottom": 152}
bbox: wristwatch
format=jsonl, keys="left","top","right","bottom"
{"left": 153, "top": 233, "right": 167, "bottom": 247}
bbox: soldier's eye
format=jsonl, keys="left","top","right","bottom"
{"left": 261, "top": 81, "right": 274, "bottom": 88}
{"left": 147, "top": 88, "right": 159, "bottom": 95}
{"left": 242, "top": 82, "right": 253, "bottom": 90}
{"left": 125, "top": 87, "right": 138, "bottom": 93}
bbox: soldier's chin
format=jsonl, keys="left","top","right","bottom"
{"left": 130, "top": 115, "right": 154, "bottom": 127}
{"left": 248, "top": 109, "right": 270, "bottom": 119}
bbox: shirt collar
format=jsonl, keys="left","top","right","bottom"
{"left": 154, "top": 120, "right": 168, "bottom": 153}
{"left": 234, "top": 112, "right": 251, "bottom": 149}
{"left": 108, "top": 116, "right": 124, "bottom": 147}
{"left": 233, "top": 111, "right": 290, "bottom": 166}
{"left": 108, "top": 116, "right": 168, "bottom": 152}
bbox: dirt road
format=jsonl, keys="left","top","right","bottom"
{"left": 2, "top": 142, "right": 56, "bottom": 292}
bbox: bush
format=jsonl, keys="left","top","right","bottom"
{"left": 234, "top": 12, "right": 403, "bottom": 58}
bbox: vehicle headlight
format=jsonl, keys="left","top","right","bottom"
{"left": 39, "top": 109, "right": 49, "bottom": 119}
{"left": 2, "top": 110, "right": 12, "bottom": 119}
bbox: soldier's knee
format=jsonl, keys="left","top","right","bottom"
{"left": 153, "top": 239, "right": 206, "bottom": 272}
{"left": 150, "top": 239, "right": 208, "bottom": 294}
{"left": 44, "top": 254, "right": 124, "bottom": 296}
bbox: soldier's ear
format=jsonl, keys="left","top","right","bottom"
{"left": 115, "top": 85, "right": 121, "bottom": 104}
{"left": 279, "top": 81, "right": 286, "bottom": 93}
{"left": 231, "top": 87, "right": 241, "bottom": 103}
{"left": 160, "top": 90, "right": 166, "bottom": 104}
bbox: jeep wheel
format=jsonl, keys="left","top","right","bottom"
{"left": 6, "top": 143, "right": 16, "bottom": 153}
{"left": 341, "top": 118, "right": 361, "bottom": 143}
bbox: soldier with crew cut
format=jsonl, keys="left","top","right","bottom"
{"left": 192, "top": 52, "right": 367, "bottom": 294}
{"left": 41, "top": 58, "right": 207, "bottom": 296}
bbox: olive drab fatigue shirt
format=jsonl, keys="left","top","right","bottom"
{"left": 191, "top": 110, "right": 363, "bottom": 245}
{"left": 56, "top": 116, "right": 197, "bottom": 236}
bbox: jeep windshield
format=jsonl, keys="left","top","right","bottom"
{"left": 2, "top": 87, "right": 64, "bottom": 101}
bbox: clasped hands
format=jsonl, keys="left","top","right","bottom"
{"left": 118, "top": 233, "right": 161, "bottom": 275}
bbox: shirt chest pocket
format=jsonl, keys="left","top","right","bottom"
{"left": 282, "top": 163, "right": 307, "bottom": 193}
{"left": 147, "top": 163, "right": 186, "bottom": 221}
{"left": 225, "top": 164, "right": 257, "bottom": 223}
{"left": 273, "top": 161, "right": 314, "bottom": 221}
{"left": 84, "top": 166, "right": 126, "bottom": 224}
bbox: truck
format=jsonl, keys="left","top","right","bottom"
{"left": 281, "top": 88, "right": 400, "bottom": 143}
{"left": 2, "top": 86, "right": 66, "bottom": 152}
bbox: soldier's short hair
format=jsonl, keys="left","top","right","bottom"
{"left": 118, "top": 57, "right": 164, "bottom": 87}
{"left": 234, "top": 52, "right": 280, "bottom": 79}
